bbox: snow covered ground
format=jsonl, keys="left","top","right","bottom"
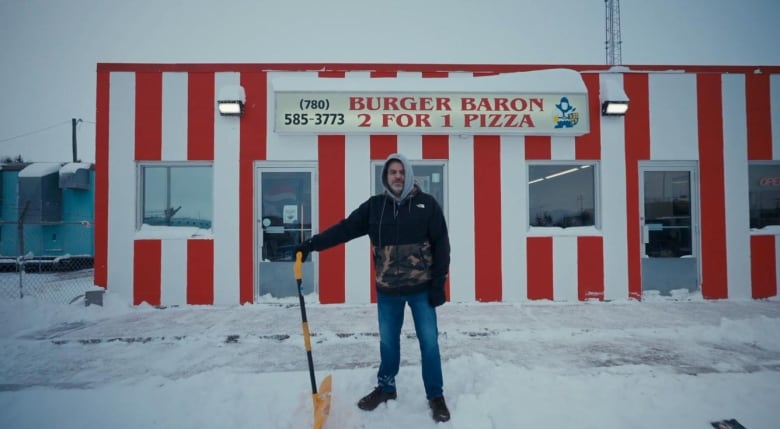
{"left": 1, "top": 290, "right": 779, "bottom": 429}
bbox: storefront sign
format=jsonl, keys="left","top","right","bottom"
{"left": 274, "top": 91, "right": 590, "bottom": 135}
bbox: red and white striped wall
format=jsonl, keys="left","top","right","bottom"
{"left": 95, "top": 64, "right": 780, "bottom": 306}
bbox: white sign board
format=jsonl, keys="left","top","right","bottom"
{"left": 274, "top": 91, "right": 589, "bottom": 136}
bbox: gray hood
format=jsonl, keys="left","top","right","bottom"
{"left": 381, "top": 153, "right": 415, "bottom": 203}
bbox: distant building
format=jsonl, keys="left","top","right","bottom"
{"left": 0, "top": 162, "right": 94, "bottom": 270}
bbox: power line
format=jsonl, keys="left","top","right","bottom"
{"left": 0, "top": 119, "right": 94, "bottom": 144}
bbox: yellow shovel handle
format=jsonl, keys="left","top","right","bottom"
{"left": 295, "top": 251, "right": 303, "bottom": 281}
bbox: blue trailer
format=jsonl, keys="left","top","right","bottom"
{"left": 0, "top": 162, "right": 94, "bottom": 271}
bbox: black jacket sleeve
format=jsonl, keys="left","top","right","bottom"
{"left": 428, "top": 197, "right": 450, "bottom": 281}
{"left": 309, "top": 198, "right": 371, "bottom": 252}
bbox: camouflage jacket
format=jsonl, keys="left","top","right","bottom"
{"left": 310, "top": 186, "right": 450, "bottom": 295}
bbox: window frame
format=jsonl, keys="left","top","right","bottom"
{"left": 748, "top": 160, "right": 780, "bottom": 233}
{"left": 526, "top": 160, "right": 601, "bottom": 235}
{"left": 136, "top": 161, "right": 214, "bottom": 234}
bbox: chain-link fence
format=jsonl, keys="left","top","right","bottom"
{"left": 0, "top": 221, "right": 97, "bottom": 305}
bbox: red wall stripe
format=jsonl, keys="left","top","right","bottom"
{"left": 134, "top": 72, "right": 163, "bottom": 161}
{"left": 527, "top": 237, "right": 553, "bottom": 300}
{"left": 187, "top": 72, "right": 215, "bottom": 161}
{"left": 697, "top": 74, "right": 729, "bottom": 299}
{"left": 524, "top": 136, "right": 551, "bottom": 160}
{"left": 318, "top": 71, "right": 345, "bottom": 78}
{"left": 241, "top": 72, "right": 268, "bottom": 160}
{"left": 134, "top": 240, "right": 161, "bottom": 306}
{"left": 746, "top": 73, "right": 772, "bottom": 160}
{"left": 94, "top": 71, "right": 109, "bottom": 288}
{"left": 239, "top": 71, "right": 268, "bottom": 304}
{"left": 473, "top": 136, "right": 502, "bottom": 301}
{"left": 576, "top": 73, "right": 602, "bottom": 160}
{"left": 422, "top": 71, "right": 448, "bottom": 78}
{"left": 318, "top": 135, "right": 346, "bottom": 303}
{"left": 751, "top": 235, "right": 778, "bottom": 299}
{"left": 422, "top": 135, "right": 449, "bottom": 159}
{"left": 577, "top": 236, "right": 604, "bottom": 300}
{"left": 370, "top": 71, "right": 397, "bottom": 78}
{"left": 187, "top": 239, "right": 214, "bottom": 304}
{"left": 370, "top": 135, "right": 397, "bottom": 160}
{"left": 624, "top": 73, "right": 651, "bottom": 300}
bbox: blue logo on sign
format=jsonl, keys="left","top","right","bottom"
{"left": 553, "top": 97, "right": 580, "bottom": 129}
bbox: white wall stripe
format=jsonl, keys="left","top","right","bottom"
{"left": 397, "top": 72, "right": 423, "bottom": 79}
{"left": 448, "top": 135, "right": 475, "bottom": 302}
{"left": 599, "top": 74, "right": 629, "bottom": 300}
{"left": 722, "top": 74, "right": 752, "bottom": 299}
{"left": 266, "top": 71, "right": 318, "bottom": 161}
{"left": 161, "top": 240, "right": 188, "bottom": 305}
{"left": 553, "top": 236, "right": 578, "bottom": 301}
{"left": 348, "top": 71, "right": 371, "bottom": 79}
{"left": 500, "top": 135, "right": 526, "bottom": 302}
{"left": 776, "top": 238, "right": 780, "bottom": 296}
{"left": 161, "top": 72, "right": 188, "bottom": 161}
{"left": 107, "top": 72, "right": 136, "bottom": 304}
{"left": 213, "top": 72, "right": 241, "bottom": 305}
{"left": 551, "top": 136, "right": 575, "bottom": 160}
{"left": 771, "top": 74, "right": 780, "bottom": 160}
{"left": 649, "top": 74, "right": 699, "bottom": 161}
{"left": 344, "top": 135, "right": 371, "bottom": 303}
{"left": 397, "top": 134, "right": 422, "bottom": 160}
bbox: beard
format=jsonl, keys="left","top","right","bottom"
{"left": 390, "top": 181, "right": 404, "bottom": 194}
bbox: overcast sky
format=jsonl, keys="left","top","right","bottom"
{"left": 1, "top": 0, "right": 779, "bottom": 163}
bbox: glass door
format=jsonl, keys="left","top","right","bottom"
{"left": 256, "top": 165, "right": 316, "bottom": 298}
{"left": 639, "top": 162, "right": 699, "bottom": 295}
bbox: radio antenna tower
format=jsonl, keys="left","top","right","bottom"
{"left": 604, "top": 0, "right": 623, "bottom": 65}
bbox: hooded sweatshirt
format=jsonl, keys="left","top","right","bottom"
{"left": 308, "top": 153, "right": 450, "bottom": 295}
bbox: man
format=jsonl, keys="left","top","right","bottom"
{"left": 295, "top": 153, "right": 451, "bottom": 423}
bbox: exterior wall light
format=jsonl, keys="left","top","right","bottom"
{"left": 601, "top": 100, "right": 629, "bottom": 116}
{"left": 600, "top": 73, "right": 629, "bottom": 116}
{"left": 217, "top": 85, "right": 246, "bottom": 116}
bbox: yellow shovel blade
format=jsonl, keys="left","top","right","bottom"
{"left": 312, "top": 375, "right": 333, "bottom": 429}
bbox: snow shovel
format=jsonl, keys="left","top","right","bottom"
{"left": 295, "top": 251, "right": 332, "bottom": 429}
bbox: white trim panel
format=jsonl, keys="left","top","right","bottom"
{"left": 161, "top": 239, "right": 188, "bottom": 305}
{"left": 448, "top": 135, "right": 475, "bottom": 302}
{"left": 552, "top": 236, "right": 578, "bottom": 301}
{"left": 107, "top": 72, "right": 137, "bottom": 304}
{"left": 344, "top": 135, "right": 371, "bottom": 303}
{"left": 722, "top": 74, "right": 751, "bottom": 299}
{"left": 162, "top": 72, "right": 188, "bottom": 161}
{"left": 213, "top": 72, "right": 241, "bottom": 304}
{"left": 599, "top": 73, "right": 629, "bottom": 300}
{"left": 649, "top": 74, "right": 699, "bottom": 161}
{"left": 500, "top": 135, "right": 526, "bottom": 302}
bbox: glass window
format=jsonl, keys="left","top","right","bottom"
{"left": 372, "top": 161, "right": 447, "bottom": 213}
{"left": 141, "top": 164, "right": 213, "bottom": 229}
{"left": 749, "top": 162, "right": 780, "bottom": 229}
{"left": 528, "top": 162, "right": 598, "bottom": 228}
{"left": 260, "top": 171, "right": 312, "bottom": 261}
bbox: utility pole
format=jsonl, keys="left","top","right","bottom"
{"left": 605, "top": 0, "right": 623, "bottom": 65}
{"left": 72, "top": 118, "right": 82, "bottom": 162}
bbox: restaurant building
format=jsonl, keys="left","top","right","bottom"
{"left": 94, "top": 63, "right": 780, "bottom": 305}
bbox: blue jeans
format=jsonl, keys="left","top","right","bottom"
{"left": 376, "top": 290, "right": 443, "bottom": 399}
